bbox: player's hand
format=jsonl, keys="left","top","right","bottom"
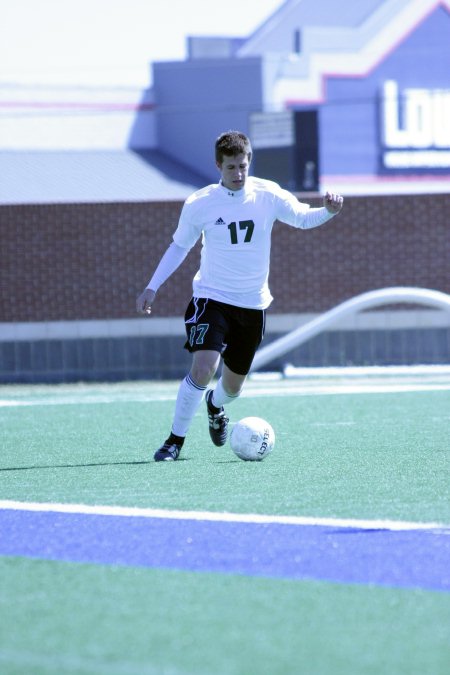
{"left": 324, "top": 191, "right": 344, "bottom": 214}
{"left": 136, "top": 288, "right": 156, "bottom": 315}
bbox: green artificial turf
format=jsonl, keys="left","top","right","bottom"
{"left": 1, "top": 556, "right": 449, "bottom": 675}
{"left": 0, "top": 379, "right": 449, "bottom": 675}
{"left": 0, "top": 381, "right": 449, "bottom": 522}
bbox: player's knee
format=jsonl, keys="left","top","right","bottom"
{"left": 190, "top": 352, "right": 220, "bottom": 386}
{"left": 225, "top": 383, "right": 243, "bottom": 398}
{"left": 190, "top": 363, "right": 216, "bottom": 385}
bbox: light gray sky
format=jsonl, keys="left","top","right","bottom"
{"left": 1, "top": 0, "right": 283, "bottom": 87}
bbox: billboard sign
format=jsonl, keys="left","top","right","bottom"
{"left": 382, "top": 80, "right": 450, "bottom": 169}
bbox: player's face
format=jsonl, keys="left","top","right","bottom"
{"left": 217, "top": 153, "right": 250, "bottom": 191}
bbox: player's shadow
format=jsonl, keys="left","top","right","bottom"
{"left": 0, "top": 459, "right": 179, "bottom": 471}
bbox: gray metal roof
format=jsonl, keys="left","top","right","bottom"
{"left": 0, "top": 150, "right": 206, "bottom": 204}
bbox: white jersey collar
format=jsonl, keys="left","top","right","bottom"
{"left": 219, "top": 180, "right": 248, "bottom": 200}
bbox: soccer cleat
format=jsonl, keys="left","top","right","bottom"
{"left": 206, "top": 389, "right": 229, "bottom": 447}
{"left": 154, "top": 440, "right": 182, "bottom": 462}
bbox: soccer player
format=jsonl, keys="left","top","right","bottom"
{"left": 136, "top": 130, "right": 343, "bottom": 461}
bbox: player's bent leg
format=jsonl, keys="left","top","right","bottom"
{"left": 206, "top": 365, "right": 246, "bottom": 447}
{"left": 192, "top": 348, "right": 232, "bottom": 445}
{"left": 205, "top": 389, "right": 229, "bottom": 447}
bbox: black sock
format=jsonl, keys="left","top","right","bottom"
{"left": 167, "top": 432, "right": 185, "bottom": 446}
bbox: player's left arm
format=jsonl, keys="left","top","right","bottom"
{"left": 295, "top": 190, "right": 344, "bottom": 229}
{"left": 272, "top": 184, "right": 344, "bottom": 229}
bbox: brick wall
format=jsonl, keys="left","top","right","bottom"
{"left": 1, "top": 193, "right": 449, "bottom": 323}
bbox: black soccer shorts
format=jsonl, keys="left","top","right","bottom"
{"left": 183, "top": 297, "right": 266, "bottom": 375}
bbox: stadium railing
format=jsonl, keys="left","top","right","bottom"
{"left": 251, "top": 287, "right": 450, "bottom": 375}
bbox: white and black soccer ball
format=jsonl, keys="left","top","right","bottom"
{"left": 230, "top": 416, "right": 275, "bottom": 461}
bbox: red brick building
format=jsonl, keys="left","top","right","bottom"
{"left": 1, "top": 192, "right": 449, "bottom": 382}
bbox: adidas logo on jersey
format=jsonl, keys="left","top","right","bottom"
{"left": 215, "top": 217, "right": 226, "bottom": 226}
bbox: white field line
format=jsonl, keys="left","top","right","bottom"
{"left": 0, "top": 500, "right": 448, "bottom": 533}
{"left": 0, "top": 394, "right": 176, "bottom": 407}
{"left": 1, "top": 381, "right": 450, "bottom": 408}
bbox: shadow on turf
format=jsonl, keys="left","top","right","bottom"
{"left": 0, "top": 458, "right": 192, "bottom": 471}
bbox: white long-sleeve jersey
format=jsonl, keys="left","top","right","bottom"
{"left": 150, "top": 177, "right": 336, "bottom": 310}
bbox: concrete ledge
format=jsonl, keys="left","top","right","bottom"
{"left": 1, "top": 309, "right": 449, "bottom": 342}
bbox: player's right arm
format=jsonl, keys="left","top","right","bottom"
{"left": 136, "top": 287, "right": 157, "bottom": 315}
{"left": 136, "top": 195, "right": 204, "bottom": 315}
{"left": 136, "top": 241, "right": 189, "bottom": 315}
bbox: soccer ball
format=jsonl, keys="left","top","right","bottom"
{"left": 230, "top": 416, "right": 275, "bottom": 461}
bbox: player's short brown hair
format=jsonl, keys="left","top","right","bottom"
{"left": 215, "top": 130, "right": 252, "bottom": 164}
